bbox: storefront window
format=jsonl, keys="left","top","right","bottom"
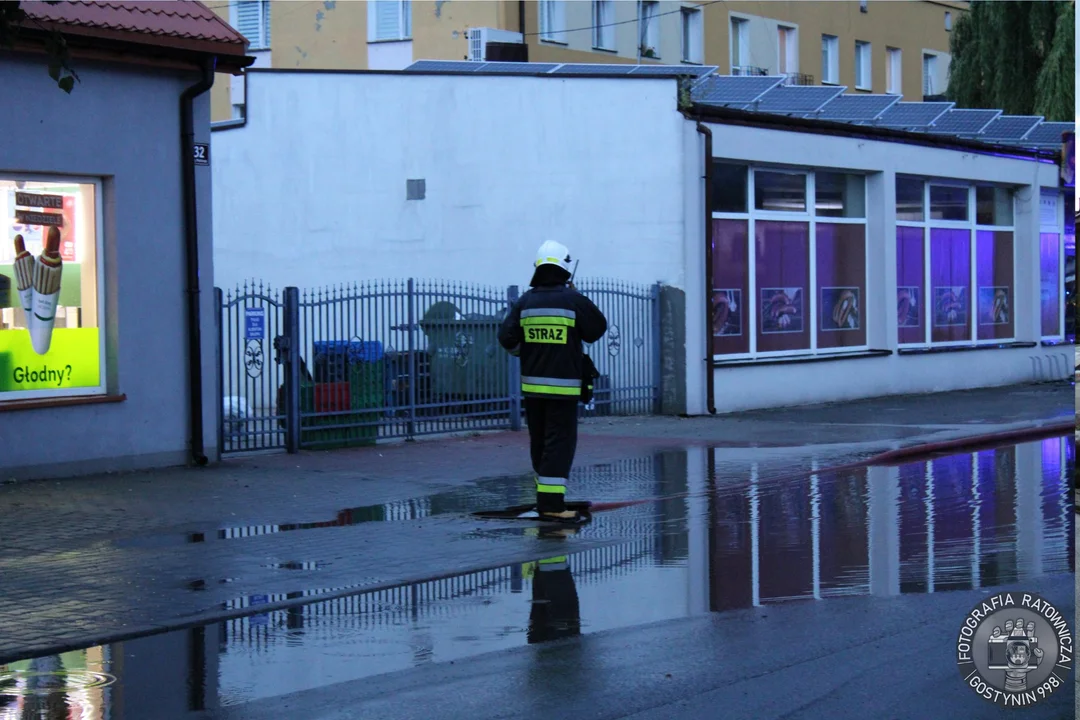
{"left": 711, "top": 162, "right": 748, "bottom": 213}
{"left": 975, "top": 231, "right": 1014, "bottom": 340}
{"left": 755, "top": 221, "right": 810, "bottom": 353}
{"left": 1040, "top": 232, "right": 1061, "bottom": 338}
{"left": 930, "top": 228, "right": 971, "bottom": 343}
{"left": 816, "top": 223, "right": 866, "bottom": 349}
{"left": 711, "top": 219, "right": 749, "bottom": 355}
{"left": 815, "top": 173, "right": 866, "bottom": 219}
{"left": 754, "top": 171, "right": 806, "bottom": 213}
{"left": 896, "top": 176, "right": 924, "bottom": 222}
{"left": 0, "top": 176, "right": 103, "bottom": 400}
{"left": 1065, "top": 212, "right": 1075, "bottom": 343}
{"left": 929, "top": 185, "right": 969, "bottom": 222}
{"left": 896, "top": 226, "right": 925, "bottom": 345}
{"left": 975, "top": 185, "right": 1014, "bottom": 227}
{"left": 711, "top": 167, "right": 866, "bottom": 359}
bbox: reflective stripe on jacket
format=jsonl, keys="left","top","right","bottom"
{"left": 497, "top": 283, "right": 607, "bottom": 399}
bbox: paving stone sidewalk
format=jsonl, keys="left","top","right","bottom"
{"left": 0, "top": 381, "right": 1071, "bottom": 664}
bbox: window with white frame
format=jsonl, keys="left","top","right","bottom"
{"left": 730, "top": 17, "right": 748, "bottom": 70}
{"left": 540, "top": 0, "right": 567, "bottom": 43}
{"left": 922, "top": 53, "right": 937, "bottom": 95}
{"left": 886, "top": 47, "right": 902, "bottom": 94}
{"left": 821, "top": 34, "right": 839, "bottom": 84}
{"left": 1039, "top": 190, "right": 1066, "bottom": 339}
{"left": 895, "top": 177, "right": 1017, "bottom": 348}
{"left": 593, "top": 0, "right": 614, "bottom": 50}
{"left": 710, "top": 163, "right": 868, "bottom": 359}
{"left": 778, "top": 26, "right": 797, "bottom": 75}
{"left": 368, "top": 0, "right": 411, "bottom": 42}
{"left": 639, "top": 0, "right": 660, "bottom": 58}
{"left": 231, "top": 0, "right": 271, "bottom": 50}
{"left": 854, "top": 40, "right": 871, "bottom": 89}
{"left": 681, "top": 6, "right": 703, "bottom": 64}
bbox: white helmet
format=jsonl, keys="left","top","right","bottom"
{"left": 534, "top": 240, "right": 572, "bottom": 272}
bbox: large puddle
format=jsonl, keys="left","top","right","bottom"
{"left": 0, "top": 436, "right": 1073, "bottom": 718}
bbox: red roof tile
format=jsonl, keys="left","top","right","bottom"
{"left": 17, "top": 0, "right": 249, "bottom": 58}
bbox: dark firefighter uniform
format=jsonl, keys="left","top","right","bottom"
{"left": 498, "top": 245, "right": 607, "bottom": 518}
{"left": 527, "top": 553, "right": 581, "bottom": 644}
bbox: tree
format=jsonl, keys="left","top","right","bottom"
{"left": 0, "top": 1, "right": 79, "bottom": 93}
{"left": 947, "top": 0, "right": 1074, "bottom": 122}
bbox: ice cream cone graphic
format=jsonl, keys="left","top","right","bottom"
{"left": 30, "top": 226, "right": 63, "bottom": 355}
{"left": 12, "top": 233, "right": 35, "bottom": 320}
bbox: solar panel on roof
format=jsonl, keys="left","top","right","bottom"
{"left": 875, "top": 102, "right": 953, "bottom": 128}
{"left": 1021, "top": 121, "right": 1075, "bottom": 145}
{"left": 978, "top": 115, "right": 1043, "bottom": 141}
{"left": 815, "top": 94, "right": 901, "bottom": 121}
{"left": 473, "top": 62, "right": 560, "bottom": 73}
{"left": 629, "top": 64, "right": 718, "bottom": 77}
{"left": 927, "top": 109, "right": 1001, "bottom": 134}
{"left": 404, "top": 60, "right": 485, "bottom": 72}
{"left": 550, "top": 64, "right": 636, "bottom": 75}
{"left": 752, "top": 85, "right": 846, "bottom": 113}
{"left": 691, "top": 75, "right": 785, "bottom": 106}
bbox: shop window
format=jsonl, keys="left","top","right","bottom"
{"left": 816, "top": 224, "right": 866, "bottom": 349}
{"left": 755, "top": 171, "right": 806, "bottom": 212}
{"left": 755, "top": 221, "right": 810, "bottom": 352}
{"left": 711, "top": 219, "right": 749, "bottom": 355}
{"left": 815, "top": 172, "right": 865, "bottom": 218}
{"left": 1065, "top": 212, "right": 1075, "bottom": 344}
{"left": 0, "top": 177, "right": 103, "bottom": 400}
{"left": 896, "top": 226, "right": 925, "bottom": 344}
{"left": 896, "top": 176, "right": 924, "bottom": 222}
{"left": 929, "top": 228, "right": 971, "bottom": 343}
{"left": 975, "top": 231, "right": 1014, "bottom": 340}
{"left": 711, "top": 162, "right": 748, "bottom": 213}
{"left": 929, "top": 185, "right": 968, "bottom": 222}
{"left": 1040, "top": 232, "right": 1061, "bottom": 338}
{"left": 975, "top": 185, "right": 1014, "bottom": 226}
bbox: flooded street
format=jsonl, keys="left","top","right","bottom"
{"left": 0, "top": 436, "right": 1073, "bottom": 719}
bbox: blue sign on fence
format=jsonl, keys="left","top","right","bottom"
{"left": 245, "top": 307, "right": 266, "bottom": 340}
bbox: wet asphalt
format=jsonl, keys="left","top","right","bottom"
{"left": 0, "top": 432, "right": 1073, "bottom": 720}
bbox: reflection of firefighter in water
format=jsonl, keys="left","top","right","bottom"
{"left": 527, "top": 541, "right": 581, "bottom": 644}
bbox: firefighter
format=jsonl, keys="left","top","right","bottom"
{"left": 498, "top": 241, "right": 607, "bottom": 523}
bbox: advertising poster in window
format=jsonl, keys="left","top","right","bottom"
{"left": 0, "top": 179, "right": 102, "bottom": 399}
{"left": 897, "top": 287, "right": 920, "bottom": 328}
{"left": 760, "top": 287, "right": 803, "bottom": 333}
{"left": 977, "top": 286, "right": 1010, "bottom": 326}
{"left": 820, "top": 287, "right": 860, "bottom": 331}
{"left": 712, "top": 289, "right": 742, "bottom": 337}
{"left": 932, "top": 286, "right": 968, "bottom": 327}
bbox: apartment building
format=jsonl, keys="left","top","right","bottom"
{"left": 210, "top": 0, "right": 965, "bottom": 122}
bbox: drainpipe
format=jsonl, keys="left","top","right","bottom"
{"left": 696, "top": 122, "right": 716, "bottom": 414}
{"left": 518, "top": 1, "right": 526, "bottom": 40}
{"left": 181, "top": 59, "right": 216, "bottom": 466}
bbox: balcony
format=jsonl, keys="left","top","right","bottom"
{"left": 783, "top": 72, "right": 815, "bottom": 86}
{"left": 731, "top": 65, "right": 767, "bottom": 77}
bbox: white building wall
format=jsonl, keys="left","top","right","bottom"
{"left": 698, "top": 120, "right": 1071, "bottom": 413}
{"left": 212, "top": 72, "right": 686, "bottom": 294}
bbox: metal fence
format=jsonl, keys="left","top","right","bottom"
{"left": 217, "top": 278, "right": 660, "bottom": 454}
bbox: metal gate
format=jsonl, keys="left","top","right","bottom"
{"left": 217, "top": 278, "right": 661, "bottom": 454}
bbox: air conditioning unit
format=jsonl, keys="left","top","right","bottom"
{"left": 467, "top": 27, "right": 524, "bottom": 61}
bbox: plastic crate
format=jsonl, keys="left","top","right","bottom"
{"left": 300, "top": 361, "right": 384, "bottom": 449}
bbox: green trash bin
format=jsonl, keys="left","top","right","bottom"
{"left": 419, "top": 301, "right": 510, "bottom": 398}
{"left": 299, "top": 361, "right": 383, "bottom": 449}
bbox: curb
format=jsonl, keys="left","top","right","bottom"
{"left": 862, "top": 420, "right": 1075, "bottom": 466}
